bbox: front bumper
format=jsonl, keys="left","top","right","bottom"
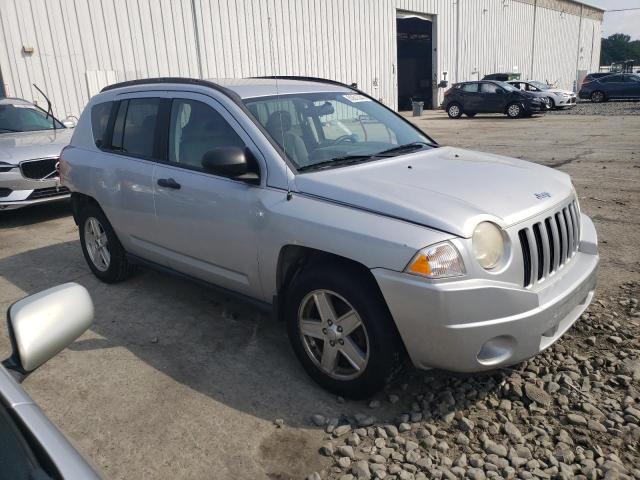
{"left": 373, "top": 214, "right": 598, "bottom": 372}
{"left": 0, "top": 168, "right": 69, "bottom": 210}
{"left": 556, "top": 96, "right": 577, "bottom": 107}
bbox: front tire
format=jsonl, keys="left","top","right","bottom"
{"left": 590, "top": 90, "right": 605, "bottom": 103}
{"left": 547, "top": 97, "right": 555, "bottom": 110}
{"left": 78, "top": 203, "right": 135, "bottom": 283}
{"left": 285, "top": 262, "right": 404, "bottom": 398}
{"left": 506, "top": 102, "right": 523, "bottom": 118}
{"left": 447, "top": 103, "right": 463, "bottom": 119}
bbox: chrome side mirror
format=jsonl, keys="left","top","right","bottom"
{"left": 3, "top": 283, "right": 93, "bottom": 381}
{"left": 62, "top": 116, "right": 77, "bottom": 128}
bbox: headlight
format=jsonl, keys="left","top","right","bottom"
{"left": 472, "top": 222, "right": 505, "bottom": 269}
{"left": 405, "top": 241, "right": 465, "bottom": 279}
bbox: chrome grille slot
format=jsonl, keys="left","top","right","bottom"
{"left": 518, "top": 200, "right": 580, "bottom": 288}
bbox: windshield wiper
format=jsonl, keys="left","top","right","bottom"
{"left": 374, "top": 142, "right": 431, "bottom": 156}
{"left": 298, "top": 154, "right": 375, "bottom": 172}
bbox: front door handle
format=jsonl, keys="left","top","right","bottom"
{"left": 157, "top": 178, "right": 181, "bottom": 190}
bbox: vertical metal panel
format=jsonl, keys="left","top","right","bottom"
{"left": 0, "top": 0, "right": 602, "bottom": 117}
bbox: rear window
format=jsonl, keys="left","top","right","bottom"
{"left": 461, "top": 83, "right": 479, "bottom": 93}
{"left": 91, "top": 102, "right": 113, "bottom": 147}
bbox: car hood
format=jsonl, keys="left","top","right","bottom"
{"left": 0, "top": 129, "right": 72, "bottom": 165}
{"left": 547, "top": 88, "right": 574, "bottom": 95}
{"left": 294, "top": 146, "right": 573, "bottom": 238}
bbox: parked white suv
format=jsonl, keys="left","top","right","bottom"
{"left": 61, "top": 77, "right": 598, "bottom": 397}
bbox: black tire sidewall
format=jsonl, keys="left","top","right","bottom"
{"left": 285, "top": 264, "right": 403, "bottom": 399}
{"left": 78, "top": 204, "right": 130, "bottom": 283}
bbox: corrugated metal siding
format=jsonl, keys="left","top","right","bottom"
{"left": 0, "top": 0, "right": 602, "bottom": 117}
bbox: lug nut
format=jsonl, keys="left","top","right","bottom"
{"left": 337, "top": 326, "right": 343, "bottom": 333}
{"left": 339, "top": 339, "right": 344, "bottom": 345}
{"left": 330, "top": 341, "right": 335, "bottom": 347}
{"left": 322, "top": 328, "right": 327, "bottom": 334}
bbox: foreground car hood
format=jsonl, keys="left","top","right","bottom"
{"left": 295, "top": 147, "right": 573, "bottom": 238}
{"left": 0, "top": 129, "right": 72, "bottom": 164}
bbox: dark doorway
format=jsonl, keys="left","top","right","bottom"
{"left": 0, "top": 66, "right": 5, "bottom": 97}
{"left": 396, "top": 15, "right": 433, "bottom": 111}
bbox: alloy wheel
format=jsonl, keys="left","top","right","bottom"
{"left": 508, "top": 104, "right": 521, "bottom": 118}
{"left": 298, "top": 289, "right": 370, "bottom": 380}
{"left": 448, "top": 105, "right": 460, "bottom": 117}
{"left": 84, "top": 217, "right": 111, "bottom": 272}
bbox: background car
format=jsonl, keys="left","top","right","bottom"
{"left": 1, "top": 283, "right": 99, "bottom": 480}
{"left": 0, "top": 98, "right": 75, "bottom": 211}
{"left": 508, "top": 80, "right": 576, "bottom": 109}
{"left": 443, "top": 80, "right": 544, "bottom": 118}
{"left": 578, "top": 73, "right": 640, "bottom": 102}
{"left": 482, "top": 73, "right": 521, "bottom": 82}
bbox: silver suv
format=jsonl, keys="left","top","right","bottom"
{"left": 61, "top": 77, "right": 598, "bottom": 397}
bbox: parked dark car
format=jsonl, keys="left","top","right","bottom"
{"left": 483, "top": 73, "right": 521, "bottom": 82}
{"left": 442, "top": 81, "right": 544, "bottom": 119}
{"left": 578, "top": 73, "right": 640, "bottom": 102}
{"left": 581, "top": 72, "right": 610, "bottom": 85}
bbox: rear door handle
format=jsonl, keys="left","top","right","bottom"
{"left": 157, "top": 178, "right": 181, "bottom": 190}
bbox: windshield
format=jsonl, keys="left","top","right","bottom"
{"left": 243, "top": 92, "right": 434, "bottom": 172}
{"left": 0, "top": 104, "right": 64, "bottom": 133}
{"left": 496, "top": 81, "right": 520, "bottom": 92}
{"left": 529, "top": 81, "right": 549, "bottom": 91}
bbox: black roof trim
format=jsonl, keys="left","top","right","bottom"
{"left": 252, "top": 75, "right": 359, "bottom": 91}
{"left": 100, "top": 77, "right": 227, "bottom": 93}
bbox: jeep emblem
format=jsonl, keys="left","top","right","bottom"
{"left": 534, "top": 192, "right": 551, "bottom": 200}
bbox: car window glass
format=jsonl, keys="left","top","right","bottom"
{"left": 461, "top": 83, "right": 478, "bottom": 93}
{"left": 168, "top": 99, "right": 246, "bottom": 171}
{"left": 120, "top": 98, "right": 160, "bottom": 157}
{"left": 90, "top": 101, "right": 112, "bottom": 147}
{"left": 480, "top": 83, "right": 498, "bottom": 93}
{"left": 601, "top": 75, "right": 621, "bottom": 83}
{"left": 0, "top": 402, "right": 54, "bottom": 480}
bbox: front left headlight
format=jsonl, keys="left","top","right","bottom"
{"left": 405, "top": 241, "right": 466, "bottom": 279}
{"left": 472, "top": 222, "right": 505, "bottom": 269}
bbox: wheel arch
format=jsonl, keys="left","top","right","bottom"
{"left": 70, "top": 192, "right": 102, "bottom": 225}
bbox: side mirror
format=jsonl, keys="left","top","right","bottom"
{"left": 3, "top": 283, "right": 93, "bottom": 382}
{"left": 62, "top": 116, "right": 77, "bottom": 128}
{"left": 201, "top": 147, "right": 260, "bottom": 184}
{"left": 496, "top": 89, "right": 505, "bottom": 94}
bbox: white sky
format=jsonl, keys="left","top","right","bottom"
{"left": 586, "top": 0, "right": 640, "bottom": 40}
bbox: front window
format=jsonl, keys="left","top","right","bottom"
{"left": 528, "top": 81, "right": 549, "bottom": 91}
{"left": 494, "top": 81, "right": 519, "bottom": 92}
{"left": 0, "top": 104, "right": 64, "bottom": 133}
{"left": 244, "top": 92, "right": 434, "bottom": 172}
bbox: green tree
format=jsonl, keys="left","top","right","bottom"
{"left": 601, "top": 33, "right": 640, "bottom": 65}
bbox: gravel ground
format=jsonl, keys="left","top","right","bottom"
{"left": 305, "top": 281, "right": 640, "bottom": 480}
{"left": 548, "top": 101, "right": 640, "bottom": 116}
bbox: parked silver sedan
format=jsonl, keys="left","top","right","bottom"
{"left": 0, "top": 98, "right": 75, "bottom": 211}
{"left": 508, "top": 80, "right": 577, "bottom": 109}
{"left": 1, "top": 283, "right": 100, "bottom": 479}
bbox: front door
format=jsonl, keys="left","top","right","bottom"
{"left": 152, "top": 93, "right": 265, "bottom": 298}
{"left": 478, "top": 82, "right": 505, "bottom": 113}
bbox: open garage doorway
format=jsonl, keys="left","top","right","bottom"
{"left": 396, "top": 13, "right": 434, "bottom": 111}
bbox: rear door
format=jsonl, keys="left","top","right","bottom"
{"left": 459, "top": 83, "right": 481, "bottom": 112}
{"left": 151, "top": 92, "right": 265, "bottom": 298}
{"left": 95, "top": 92, "right": 168, "bottom": 264}
{"left": 599, "top": 74, "right": 626, "bottom": 98}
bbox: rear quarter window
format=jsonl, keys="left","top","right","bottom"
{"left": 90, "top": 101, "right": 113, "bottom": 147}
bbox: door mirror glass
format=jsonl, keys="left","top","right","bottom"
{"left": 202, "top": 147, "right": 259, "bottom": 183}
{"left": 4, "top": 283, "right": 93, "bottom": 377}
{"left": 496, "top": 88, "right": 505, "bottom": 94}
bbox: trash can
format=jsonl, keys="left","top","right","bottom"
{"left": 412, "top": 101, "right": 424, "bottom": 117}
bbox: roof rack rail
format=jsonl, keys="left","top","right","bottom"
{"left": 252, "top": 75, "right": 359, "bottom": 92}
{"left": 100, "top": 77, "right": 224, "bottom": 93}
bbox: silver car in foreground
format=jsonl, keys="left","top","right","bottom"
{"left": 0, "top": 98, "right": 74, "bottom": 211}
{"left": 1, "top": 283, "right": 100, "bottom": 479}
{"left": 61, "top": 77, "right": 598, "bottom": 397}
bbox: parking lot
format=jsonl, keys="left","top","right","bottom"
{"left": 1, "top": 104, "right": 639, "bottom": 479}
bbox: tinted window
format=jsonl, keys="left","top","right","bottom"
{"left": 168, "top": 99, "right": 246, "bottom": 172}
{"left": 90, "top": 102, "right": 112, "bottom": 147}
{"left": 120, "top": 98, "right": 160, "bottom": 158}
{"left": 461, "top": 83, "right": 479, "bottom": 93}
{"left": 601, "top": 75, "right": 622, "bottom": 83}
{"left": 480, "top": 83, "right": 499, "bottom": 93}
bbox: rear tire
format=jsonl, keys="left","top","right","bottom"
{"left": 285, "top": 262, "right": 404, "bottom": 399}
{"left": 78, "top": 203, "right": 135, "bottom": 283}
{"left": 506, "top": 102, "right": 522, "bottom": 118}
{"left": 590, "top": 90, "right": 605, "bottom": 103}
{"left": 447, "top": 103, "right": 463, "bottom": 119}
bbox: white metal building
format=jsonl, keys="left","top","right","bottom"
{"left": 0, "top": 0, "right": 602, "bottom": 117}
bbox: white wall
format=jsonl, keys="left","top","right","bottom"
{"left": 0, "top": 0, "right": 602, "bottom": 118}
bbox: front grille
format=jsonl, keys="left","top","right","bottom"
{"left": 20, "top": 158, "right": 59, "bottom": 180}
{"left": 518, "top": 200, "right": 581, "bottom": 287}
{"left": 26, "top": 186, "right": 70, "bottom": 200}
